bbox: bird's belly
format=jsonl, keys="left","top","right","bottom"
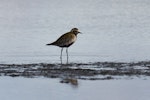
{"left": 59, "top": 42, "right": 74, "bottom": 47}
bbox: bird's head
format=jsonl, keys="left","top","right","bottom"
{"left": 71, "top": 28, "right": 81, "bottom": 35}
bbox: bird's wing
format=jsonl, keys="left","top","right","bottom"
{"left": 55, "top": 33, "right": 76, "bottom": 46}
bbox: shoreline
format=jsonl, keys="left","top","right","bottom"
{"left": 0, "top": 61, "right": 150, "bottom": 80}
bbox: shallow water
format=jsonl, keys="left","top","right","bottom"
{"left": 0, "top": 77, "right": 150, "bottom": 100}
{"left": 0, "top": 0, "right": 150, "bottom": 64}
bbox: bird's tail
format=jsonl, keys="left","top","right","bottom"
{"left": 46, "top": 43, "right": 52, "bottom": 45}
{"left": 46, "top": 42, "right": 55, "bottom": 46}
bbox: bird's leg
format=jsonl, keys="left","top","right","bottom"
{"left": 66, "top": 48, "right": 68, "bottom": 64}
{"left": 60, "top": 48, "right": 63, "bottom": 64}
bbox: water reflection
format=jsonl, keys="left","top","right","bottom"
{"left": 60, "top": 78, "right": 78, "bottom": 87}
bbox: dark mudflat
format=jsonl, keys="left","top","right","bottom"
{"left": 0, "top": 61, "right": 150, "bottom": 80}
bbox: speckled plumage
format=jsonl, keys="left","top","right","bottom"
{"left": 48, "top": 32, "right": 77, "bottom": 47}
{"left": 46, "top": 28, "right": 81, "bottom": 64}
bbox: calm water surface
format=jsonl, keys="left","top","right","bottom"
{"left": 0, "top": 0, "right": 150, "bottom": 64}
{"left": 0, "top": 77, "right": 150, "bottom": 100}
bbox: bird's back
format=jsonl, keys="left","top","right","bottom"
{"left": 48, "top": 32, "right": 77, "bottom": 47}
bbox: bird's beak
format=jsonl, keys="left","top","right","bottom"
{"left": 78, "top": 31, "right": 82, "bottom": 34}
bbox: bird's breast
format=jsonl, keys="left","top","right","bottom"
{"left": 71, "top": 34, "right": 77, "bottom": 42}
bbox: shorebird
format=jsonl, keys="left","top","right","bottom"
{"left": 46, "top": 28, "right": 81, "bottom": 64}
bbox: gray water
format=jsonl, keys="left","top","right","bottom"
{"left": 0, "top": 77, "right": 150, "bottom": 100}
{"left": 0, "top": 0, "right": 150, "bottom": 64}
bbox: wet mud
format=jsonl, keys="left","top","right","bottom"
{"left": 0, "top": 61, "right": 150, "bottom": 80}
